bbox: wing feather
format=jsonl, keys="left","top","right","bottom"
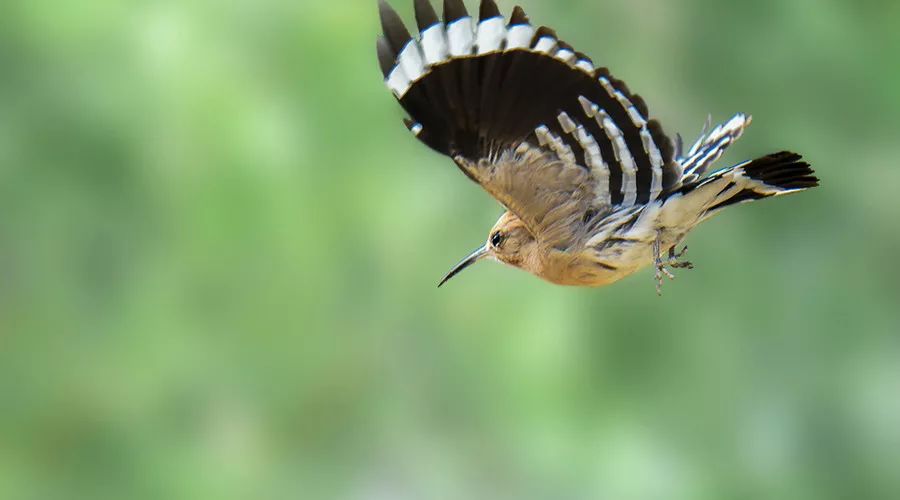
{"left": 455, "top": 142, "right": 594, "bottom": 248}
{"left": 377, "top": 0, "right": 679, "bottom": 246}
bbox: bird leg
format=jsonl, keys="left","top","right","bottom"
{"left": 667, "top": 245, "right": 694, "bottom": 269}
{"left": 654, "top": 235, "right": 694, "bottom": 295}
{"left": 653, "top": 235, "right": 674, "bottom": 295}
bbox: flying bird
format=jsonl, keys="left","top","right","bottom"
{"left": 376, "top": 0, "right": 819, "bottom": 293}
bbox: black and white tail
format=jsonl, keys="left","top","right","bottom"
{"left": 695, "top": 151, "right": 819, "bottom": 219}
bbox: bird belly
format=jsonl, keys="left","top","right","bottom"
{"left": 573, "top": 209, "right": 696, "bottom": 287}
{"left": 537, "top": 249, "right": 647, "bottom": 287}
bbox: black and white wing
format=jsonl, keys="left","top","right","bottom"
{"left": 678, "top": 113, "right": 753, "bottom": 185}
{"left": 377, "top": 0, "right": 679, "bottom": 246}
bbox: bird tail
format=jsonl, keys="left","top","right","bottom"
{"left": 696, "top": 151, "right": 818, "bottom": 220}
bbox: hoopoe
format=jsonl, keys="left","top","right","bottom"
{"left": 376, "top": 0, "right": 819, "bottom": 293}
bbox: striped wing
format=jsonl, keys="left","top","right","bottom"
{"left": 679, "top": 113, "right": 753, "bottom": 185}
{"left": 377, "top": 0, "right": 679, "bottom": 242}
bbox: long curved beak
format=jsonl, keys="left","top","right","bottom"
{"left": 437, "top": 244, "right": 489, "bottom": 287}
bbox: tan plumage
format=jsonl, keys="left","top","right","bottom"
{"left": 456, "top": 143, "right": 597, "bottom": 249}
{"left": 379, "top": 0, "right": 819, "bottom": 292}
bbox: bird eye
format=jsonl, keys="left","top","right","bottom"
{"left": 490, "top": 231, "right": 504, "bottom": 248}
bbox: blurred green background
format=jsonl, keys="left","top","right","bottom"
{"left": 1, "top": 0, "right": 899, "bottom": 498}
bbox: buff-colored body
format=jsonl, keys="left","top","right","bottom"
{"left": 486, "top": 206, "right": 680, "bottom": 287}
{"left": 468, "top": 165, "right": 771, "bottom": 288}
{"left": 446, "top": 142, "right": 730, "bottom": 288}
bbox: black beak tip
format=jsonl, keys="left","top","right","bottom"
{"left": 436, "top": 272, "right": 454, "bottom": 288}
{"left": 436, "top": 245, "right": 487, "bottom": 289}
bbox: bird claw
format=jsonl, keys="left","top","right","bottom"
{"left": 668, "top": 245, "right": 694, "bottom": 269}
{"left": 654, "top": 237, "right": 694, "bottom": 295}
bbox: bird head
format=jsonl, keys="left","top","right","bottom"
{"left": 438, "top": 211, "right": 538, "bottom": 287}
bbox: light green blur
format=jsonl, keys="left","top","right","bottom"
{"left": 1, "top": 0, "right": 898, "bottom": 498}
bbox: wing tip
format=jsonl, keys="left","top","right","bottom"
{"left": 414, "top": 0, "right": 440, "bottom": 30}
{"left": 479, "top": 0, "right": 501, "bottom": 21}
{"left": 379, "top": 0, "right": 412, "bottom": 52}
{"left": 443, "top": 0, "right": 469, "bottom": 23}
{"left": 376, "top": 36, "right": 395, "bottom": 77}
{"left": 509, "top": 5, "right": 530, "bottom": 25}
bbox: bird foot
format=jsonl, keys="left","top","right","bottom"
{"left": 667, "top": 245, "right": 694, "bottom": 270}
{"left": 653, "top": 236, "right": 694, "bottom": 295}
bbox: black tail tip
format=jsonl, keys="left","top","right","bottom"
{"left": 743, "top": 151, "right": 819, "bottom": 190}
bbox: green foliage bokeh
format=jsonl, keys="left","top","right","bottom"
{"left": 1, "top": 0, "right": 899, "bottom": 498}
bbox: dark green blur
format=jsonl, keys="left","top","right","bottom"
{"left": 1, "top": 0, "right": 898, "bottom": 498}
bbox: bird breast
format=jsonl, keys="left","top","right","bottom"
{"left": 534, "top": 249, "right": 635, "bottom": 287}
